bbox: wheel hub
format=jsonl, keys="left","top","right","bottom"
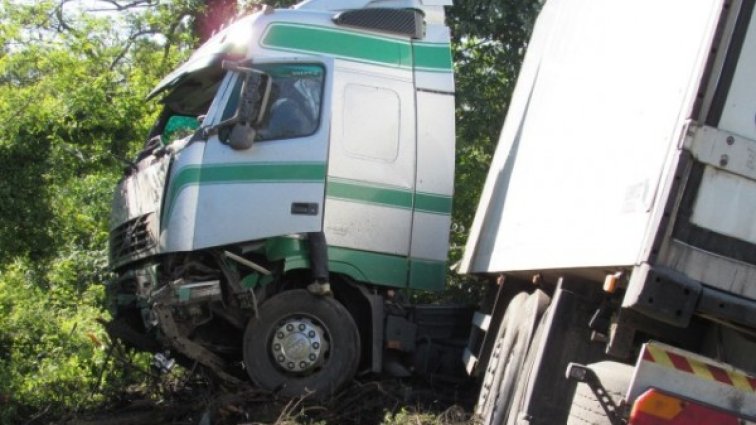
{"left": 271, "top": 317, "right": 328, "bottom": 373}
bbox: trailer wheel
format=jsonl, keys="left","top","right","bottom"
{"left": 506, "top": 303, "right": 550, "bottom": 420}
{"left": 476, "top": 290, "right": 550, "bottom": 425}
{"left": 242, "top": 289, "right": 360, "bottom": 398}
{"left": 566, "top": 361, "right": 633, "bottom": 425}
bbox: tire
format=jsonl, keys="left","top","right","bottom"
{"left": 566, "top": 361, "right": 634, "bottom": 425}
{"left": 505, "top": 303, "right": 550, "bottom": 423}
{"left": 476, "top": 290, "right": 550, "bottom": 425}
{"left": 242, "top": 290, "right": 360, "bottom": 398}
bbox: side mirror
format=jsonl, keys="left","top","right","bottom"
{"left": 215, "top": 62, "right": 272, "bottom": 150}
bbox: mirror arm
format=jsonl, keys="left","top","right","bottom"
{"left": 222, "top": 60, "right": 255, "bottom": 74}
{"left": 198, "top": 108, "right": 248, "bottom": 139}
{"left": 212, "top": 115, "right": 241, "bottom": 130}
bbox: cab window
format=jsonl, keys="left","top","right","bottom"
{"left": 222, "top": 64, "right": 325, "bottom": 141}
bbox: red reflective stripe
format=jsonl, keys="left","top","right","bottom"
{"left": 643, "top": 348, "right": 655, "bottom": 362}
{"left": 644, "top": 345, "right": 756, "bottom": 391}
{"left": 707, "top": 365, "right": 734, "bottom": 386}
{"left": 666, "top": 352, "right": 694, "bottom": 373}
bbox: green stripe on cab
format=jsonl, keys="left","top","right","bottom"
{"left": 326, "top": 178, "right": 451, "bottom": 215}
{"left": 163, "top": 162, "right": 326, "bottom": 222}
{"left": 413, "top": 42, "right": 453, "bottom": 72}
{"left": 329, "top": 246, "right": 409, "bottom": 288}
{"left": 266, "top": 237, "right": 446, "bottom": 290}
{"left": 261, "top": 23, "right": 452, "bottom": 72}
{"left": 409, "top": 258, "right": 447, "bottom": 291}
{"left": 326, "top": 178, "right": 412, "bottom": 210}
{"left": 415, "top": 192, "right": 453, "bottom": 215}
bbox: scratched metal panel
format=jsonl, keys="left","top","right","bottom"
{"left": 461, "top": 0, "right": 723, "bottom": 274}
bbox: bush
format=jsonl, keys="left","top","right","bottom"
{"left": 0, "top": 258, "right": 111, "bottom": 423}
{"left": 0, "top": 247, "right": 157, "bottom": 424}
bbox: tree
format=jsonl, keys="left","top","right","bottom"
{"left": 194, "top": 0, "right": 237, "bottom": 43}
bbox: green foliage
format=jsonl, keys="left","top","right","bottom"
{"left": 0, "top": 0, "right": 543, "bottom": 421}
{"left": 0, "top": 0, "right": 201, "bottom": 422}
{"left": 382, "top": 406, "right": 467, "bottom": 425}
{"left": 0, "top": 1, "right": 192, "bottom": 263}
{"left": 0, "top": 256, "right": 157, "bottom": 424}
{"left": 0, "top": 259, "right": 108, "bottom": 422}
{"left": 383, "top": 408, "right": 441, "bottom": 424}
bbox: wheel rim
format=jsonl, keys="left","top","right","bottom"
{"left": 269, "top": 315, "right": 330, "bottom": 374}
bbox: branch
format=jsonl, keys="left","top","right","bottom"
{"left": 91, "top": 0, "right": 156, "bottom": 12}
{"left": 160, "top": 16, "right": 185, "bottom": 65}
{"left": 109, "top": 28, "right": 160, "bottom": 70}
{"left": 52, "top": 0, "right": 77, "bottom": 34}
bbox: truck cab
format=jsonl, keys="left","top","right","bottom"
{"left": 107, "top": 0, "right": 458, "bottom": 396}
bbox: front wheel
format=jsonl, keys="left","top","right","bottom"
{"left": 242, "top": 290, "right": 360, "bottom": 398}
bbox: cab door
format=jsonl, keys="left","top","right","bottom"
{"left": 323, "top": 63, "right": 417, "bottom": 287}
{"left": 191, "top": 61, "right": 331, "bottom": 250}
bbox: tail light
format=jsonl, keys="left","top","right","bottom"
{"left": 629, "top": 389, "right": 750, "bottom": 425}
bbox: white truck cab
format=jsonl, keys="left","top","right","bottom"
{"left": 107, "top": 0, "right": 460, "bottom": 396}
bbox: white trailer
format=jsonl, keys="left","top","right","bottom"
{"left": 461, "top": 0, "right": 756, "bottom": 423}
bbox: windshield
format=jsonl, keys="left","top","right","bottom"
{"left": 221, "top": 64, "right": 325, "bottom": 141}
{"left": 147, "top": 15, "right": 254, "bottom": 100}
{"left": 145, "top": 67, "right": 225, "bottom": 147}
{"left": 143, "top": 17, "right": 255, "bottom": 147}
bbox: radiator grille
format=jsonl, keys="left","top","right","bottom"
{"left": 109, "top": 213, "right": 156, "bottom": 267}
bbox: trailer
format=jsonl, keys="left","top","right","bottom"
{"left": 461, "top": 0, "right": 756, "bottom": 423}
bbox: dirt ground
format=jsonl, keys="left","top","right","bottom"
{"left": 55, "top": 375, "right": 477, "bottom": 425}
